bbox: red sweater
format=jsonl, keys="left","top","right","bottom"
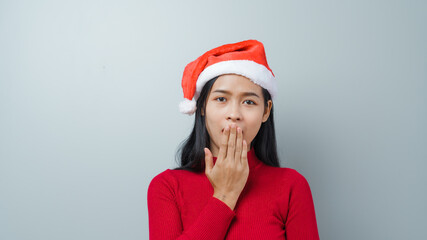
{"left": 147, "top": 148, "right": 320, "bottom": 239}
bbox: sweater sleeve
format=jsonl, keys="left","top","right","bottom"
{"left": 285, "top": 172, "right": 320, "bottom": 240}
{"left": 147, "top": 170, "right": 236, "bottom": 240}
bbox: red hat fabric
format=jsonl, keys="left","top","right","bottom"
{"left": 179, "top": 39, "right": 277, "bottom": 115}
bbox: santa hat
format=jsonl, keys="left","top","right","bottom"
{"left": 179, "top": 39, "right": 277, "bottom": 115}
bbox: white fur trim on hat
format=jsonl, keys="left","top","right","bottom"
{"left": 193, "top": 60, "right": 277, "bottom": 101}
{"left": 179, "top": 98, "right": 197, "bottom": 115}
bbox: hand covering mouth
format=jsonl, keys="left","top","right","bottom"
{"left": 221, "top": 127, "right": 243, "bottom": 133}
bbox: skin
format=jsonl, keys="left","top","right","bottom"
{"left": 203, "top": 74, "right": 272, "bottom": 210}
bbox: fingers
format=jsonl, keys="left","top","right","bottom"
{"left": 217, "top": 126, "right": 229, "bottom": 161}
{"left": 204, "top": 148, "right": 213, "bottom": 173}
{"left": 227, "top": 125, "right": 237, "bottom": 161}
{"left": 217, "top": 125, "right": 245, "bottom": 165}
{"left": 234, "top": 127, "right": 243, "bottom": 162}
{"left": 241, "top": 140, "right": 248, "bottom": 166}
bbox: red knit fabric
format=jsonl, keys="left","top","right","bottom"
{"left": 147, "top": 148, "right": 320, "bottom": 240}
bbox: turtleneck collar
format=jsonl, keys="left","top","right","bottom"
{"left": 212, "top": 147, "right": 262, "bottom": 170}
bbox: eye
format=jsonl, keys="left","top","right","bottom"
{"left": 215, "top": 97, "right": 226, "bottom": 102}
{"left": 243, "top": 100, "right": 256, "bottom": 105}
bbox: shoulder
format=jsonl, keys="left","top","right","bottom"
{"left": 263, "top": 166, "right": 312, "bottom": 189}
{"left": 147, "top": 169, "right": 180, "bottom": 200}
{"left": 278, "top": 167, "right": 314, "bottom": 197}
{"left": 283, "top": 167, "right": 309, "bottom": 183}
{"left": 148, "top": 169, "right": 174, "bottom": 186}
{"left": 262, "top": 165, "right": 306, "bottom": 180}
{"left": 148, "top": 169, "right": 184, "bottom": 188}
{"left": 148, "top": 169, "right": 201, "bottom": 192}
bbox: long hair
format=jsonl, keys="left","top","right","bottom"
{"left": 175, "top": 77, "right": 280, "bottom": 172}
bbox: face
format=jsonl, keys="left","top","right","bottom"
{"left": 203, "top": 74, "right": 272, "bottom": 157}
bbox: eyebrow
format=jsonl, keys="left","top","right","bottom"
{"left": 211, "top": 89, "right": 260, "bottom": 98}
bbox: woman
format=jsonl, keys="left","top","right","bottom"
{"left": 147, "top": 40, "right": 320, "bottom": 239}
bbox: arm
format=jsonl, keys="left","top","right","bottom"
{"left": 147, "top": 170, "right": 236, "bottom": 240}
{"left": 285, "top": 174, "right": 320, "bottom": 240}
{"left": 147, "top": 125, "right": 247, "bottom": 239}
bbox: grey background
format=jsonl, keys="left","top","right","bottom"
{"left": 1, "top": 0, "right": 426, "bottom": 239}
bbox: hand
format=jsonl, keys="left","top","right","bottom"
{"left": 204, "top": 124, "right": 249, "bottom": 210}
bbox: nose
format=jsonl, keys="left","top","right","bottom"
{"left": 226, "top": 102, "right": 242, "bottom": 121}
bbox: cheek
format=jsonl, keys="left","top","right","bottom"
{"left": 205, "top": 111, "right": 222, "bottom": 139}
{"left": 205, "top": 105, "right": 223, "bottom": 128}
{"left": 243, "top": 113, "right": 265, "bottom": 141}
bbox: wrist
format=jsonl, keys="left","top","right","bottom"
{"left": 213, "top": 192, "right": 239, "bottom": 210}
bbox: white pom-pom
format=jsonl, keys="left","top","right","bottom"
{"left": 179, "top": 98, "right": 197, "bottom": 115}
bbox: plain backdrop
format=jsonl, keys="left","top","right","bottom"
{"left": 1, "top": 0, "right": 426, "bottom": 239}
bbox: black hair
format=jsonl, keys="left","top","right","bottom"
{"left": 174, "top": 76, "right": 280, "bottom": 172}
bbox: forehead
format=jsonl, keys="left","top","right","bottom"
{"left": 210, "top": 74, "right": 263, "bottom": 94}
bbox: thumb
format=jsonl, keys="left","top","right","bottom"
{"left": 204, "top": 148, "right": 213, "bottom": 173}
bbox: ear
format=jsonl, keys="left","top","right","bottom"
{"left": 201, "top": 107, "right": 205, "bottom": 116}
{"left": 262, "top": 100, "right": 272, "bottom": 122}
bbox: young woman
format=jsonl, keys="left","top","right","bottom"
{"left": 147, "top": 40, "right": 320, "bottom": 239}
